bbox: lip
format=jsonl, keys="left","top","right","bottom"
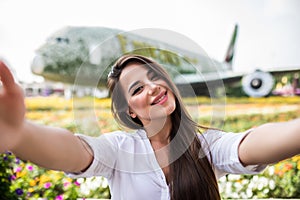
{"left": 151, "top": 91, "right": 168, "bottom": 105}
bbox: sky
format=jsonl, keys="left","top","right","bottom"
{"left": 1, "top": 0, "right": 300, "bottom": 82}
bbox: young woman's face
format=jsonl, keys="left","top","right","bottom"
{"left": 119, "top": 63, "right": 176, "bottom": 126}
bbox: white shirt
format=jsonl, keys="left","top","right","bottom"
{"left": 69, "top": 129, "right": 267, "bottom": 200}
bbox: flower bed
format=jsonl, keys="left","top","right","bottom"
{"left": 1, "top": 96, "right": 299, "bottom": 199}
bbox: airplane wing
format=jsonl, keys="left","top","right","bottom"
{"left": 268, "top": 66, "right": 300, "bottom": 75}
{"left": 176, "top": 66, "right": 300, "bottom": 97}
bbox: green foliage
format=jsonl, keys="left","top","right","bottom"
{"left": 264, "top": 157, "right": 300, "bottom": 198}
{"left": 225, "top": 83, "right": 248, "bottom": 97}
{"left": 0, "top": 154, "right": 111, "bottom": 199}
{"left": 0, "top": 152, "right": 18, "bottom": 199}
{"left": 8, "top": 159, "right": 81, "bottom": 199}
{"left": 219, "top": 156, "right": 300, "bottom": 199}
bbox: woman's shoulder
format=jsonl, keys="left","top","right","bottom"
{"left": 201, "top": 129, "right": 225, "bottom": 142}
{"left": 200, "top": 128, "right": 253, "bottom": 148}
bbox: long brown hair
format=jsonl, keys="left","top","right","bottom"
{"left": 107, "top": 54, "right": 220, "bottom": 200}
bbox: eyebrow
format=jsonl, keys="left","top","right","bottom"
{"left": 127, "top": 69, "right": 153, "bottom": 93}
{"left": 128, "top": 81, "right": 140, "bottom": 93}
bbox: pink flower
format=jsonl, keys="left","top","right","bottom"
{"left": 55, "top": 195, "right": 63, "bottom": 200}
{"left": 14, "top": 167, "right": 22, "bottom": 173}
{"left": 74, "top": 180, "right": 80, "bottom": 186}
{"left": 27, "top": 165, "right": 34, "bottom": 171}
{"left": 44, "top": 182, "right": 52, "bottom": 189}
{"left": 63, "top": 181, "right": 70, "bottom": 188}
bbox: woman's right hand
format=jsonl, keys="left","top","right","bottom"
{"left": 0, "top": 61, "right": 26, "bottom": 152}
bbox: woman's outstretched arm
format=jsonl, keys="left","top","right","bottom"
{"left": 0, "top": 60, "right": 93, "bottom": 173}
{"left": 238, "top": 118, "right": 300, "bottom": 166}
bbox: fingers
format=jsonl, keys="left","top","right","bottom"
{"left": 0, "top": 60, "right": 16, "bottom": 89}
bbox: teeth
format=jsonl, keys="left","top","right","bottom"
{"left": 154, "top": 94, "right": 165, "bottom": 104}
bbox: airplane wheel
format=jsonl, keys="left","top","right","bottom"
{"left": 242, "top": 70, "right": 274, "bottom": 97}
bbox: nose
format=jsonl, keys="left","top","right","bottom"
{"left": 147, "top": 83, "right": 160, "bottom": 96}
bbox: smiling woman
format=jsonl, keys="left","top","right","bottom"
{"left": 105, "top": 55, "right": 220, "bottom": 199}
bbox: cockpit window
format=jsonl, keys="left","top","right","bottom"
{"left": 55, "top": 37, "right": 69, "bottom": 43}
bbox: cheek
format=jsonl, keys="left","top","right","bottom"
{"left": 128, "top": 95, "right": 147, "bottom": 110}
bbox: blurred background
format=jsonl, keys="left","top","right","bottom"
{"left": 1, "top": 0, "right": 300, "bottom": 199}
{"left": 1, "top": 0, "right": 300, "bottom": 82}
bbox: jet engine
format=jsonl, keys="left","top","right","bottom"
{"left": 241, "top": 70, "right": 274, "bottom": 97}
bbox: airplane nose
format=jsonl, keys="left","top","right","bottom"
{"left": 31, "top": 54, "right": 45, "bottom": 75}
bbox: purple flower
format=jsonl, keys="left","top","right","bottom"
{"left": 15, "top": 188, "right": 23, "bottom": 196}
{"left": 55, "top": 195, "right": 63, "bottom": 200}
{"left": 9, "top": 175, "right": 16, "bottom": 181}
{"left": 44, "top": 182, "right": 52, "bottom": 189}
{"left": 15, "top": 158, "right": 20, "bottom": 164}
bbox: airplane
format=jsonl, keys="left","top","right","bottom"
{"left": 30, "top": 24, "right": 300, "bottom": 97}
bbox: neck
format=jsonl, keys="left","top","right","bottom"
{"left": 144, "top": 117, "right": 172, "bottom": 144}
{"left": 145, "top": 117, "right": 172, "bottom": 172}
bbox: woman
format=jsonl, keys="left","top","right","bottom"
{"left": 0, "top": 55, "right": 299, "bottom": 200}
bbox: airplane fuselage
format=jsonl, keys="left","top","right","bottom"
{"left": 31, "top": 27, "right": 230, "bottom": 96}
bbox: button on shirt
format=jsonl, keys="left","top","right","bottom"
{"left": 69, "top": 129, "right": 267, "bottom": 200}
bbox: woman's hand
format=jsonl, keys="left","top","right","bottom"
{"left": 0, "top": 61, "right": 26, "bottom": 152}
{"left": 0, "top": 61, "right": 93, "bottom": 172}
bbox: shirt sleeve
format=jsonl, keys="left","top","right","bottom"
{"left": 67, "top": 131, "right": 122, "bottom": 179}
{"left": 202, "top": 129, "right": 268, "bottom": 179}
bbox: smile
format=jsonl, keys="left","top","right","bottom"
{"left": 151, "top": 91, "right": 168, "bottom": 105}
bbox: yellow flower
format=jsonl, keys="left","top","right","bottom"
{"left": 28, "top": 188, "right": 34, "bottom": 193}
{"left": 292, "top": 155, "right": 300, "bottom": 162}
{"left": 50, "top": 170, "right": 63, "bottom": 182}
{"left": 274, "top": 168, "right": 284, "bottom": 177}
{"left": 39, "top": 174, "right": 51, "bottom": 184}
{"left": 63, "top": 177, "right": 73, "bottom": 183}
{"left": 29, "top": 179, "right": 37, "bottom": 187}
{"left": 16, "top": 170, "right": 27, "bottom": 178}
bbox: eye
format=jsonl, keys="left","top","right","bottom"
{"left": 132, "top": 85, "right": 144, "bottom": 96}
